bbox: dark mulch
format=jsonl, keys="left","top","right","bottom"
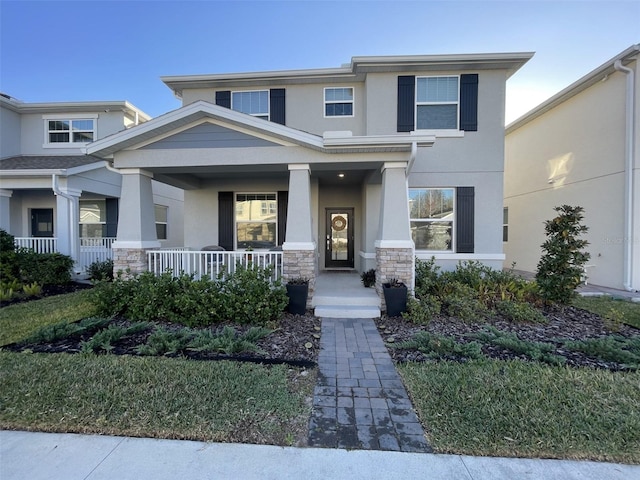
{"left": 6, "top": 312, "right": 321, "bottom": 367}
{"left": 0, "top": 282, "right": 93, "bottom": 308}
{"left": 377, "top": 305, "right": 639, "bottom": 371}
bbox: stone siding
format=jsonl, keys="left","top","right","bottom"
{"left": 375, "top": 247, "right": 414, "bottom": 311}
{"left": 113, "top": 248, "right": 149, "bottom": 278}
{"left": 283, "top": 249, "right": 317, "bottom": 308}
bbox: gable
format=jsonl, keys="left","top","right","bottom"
{"left": 141, "top": 122, "right": 279, "bottom": 150}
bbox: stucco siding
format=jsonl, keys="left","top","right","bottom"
{"left": 0, "top": 106, "right": 21, "bottom": 158}
{"left": 505, "top": 64, "right": 633, "bottom": 289}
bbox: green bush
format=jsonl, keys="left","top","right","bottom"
{"left": 402, "top": 296, "right": 440, "bottom": 325}
{"left": 495, "top": 299, "right": 546, "bottom": 323}
{"left": 536, "top": 205, "right": 590, "bottom": 305}
{"left": 17, "top": 251, "right": 73, "bottom": 286}
{"left": 93, "top": 264, "right": 287, "bottom": 327}
{"left": 395, "top": 331, "right": 484, "bottom": 360}
{"left": 87, "top": 259, "right": 114, "bottom": 282}
{"left": 0, "top": 229, "right": 19, "bottom": 285}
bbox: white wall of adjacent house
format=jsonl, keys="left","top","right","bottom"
{"left": 0, "top": 106, "right": 21, "bottom": 158}
{"left": 504, "top": 68, "right": 632, "bottom": 290}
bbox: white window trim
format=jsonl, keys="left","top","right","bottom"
{"left": 43, "top": 113, "right": 98, "bottom": 148}
{"left": 324, "top": 86, "right": 355, "bottom": 118}
{"left": 235, "top": 192, "right": 277, "bottom": 250}
{"left": 414, "top": 75, "right": 460, "bottom": 131}
{"left": 231, "top": 90, "right": 270, "bottom": 120}
{"left": 409, "top": 187, "right": 456, "bottom": 253}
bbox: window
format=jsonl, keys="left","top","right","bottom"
{"left": 155, "top": 205, "right": 168, "bottom": 240}
{"left": 416, "top": 76, "right": 459, "bottom": 130}
{"left": 47, "top": 118, "right": 95, "bottom": 143}
{"left": 324, "top": 87, "right": 354, "bottom": 117}
{"left": 235, "top": 193, "right": 276, "bottom": 249}
{"left": 79, "top": 200, "right": 106, "bottom": 237}
{"left": 503, "top": 207, "right": 509, "bottom": 242}
{"left": 409, "top": 188, "right": 455, "bottom": 251}
{"left": 231, "top": 90, "right": 269, "bottom": 119}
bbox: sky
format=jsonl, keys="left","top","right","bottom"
{"left": 0, "top": 0, "right": 638, "bottom": 124}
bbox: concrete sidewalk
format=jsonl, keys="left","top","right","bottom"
{"left": 2, "top": 430, "right": 638, "bottom": 480}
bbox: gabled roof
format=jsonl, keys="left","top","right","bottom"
{"left": 507, "top": 44, "right": 640, "bottom": 134}
{"left": 85, "top": 100, "right": 435, "bottom": 158}
{"left": 162, "top": 52, "right": 534, "bottom": 96}
{"left": 0, "top": 155, "right": 109, "bottom": 176}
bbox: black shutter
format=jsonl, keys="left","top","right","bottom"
{"left": 218, "top": 191, "right": 234, "bottom": 251}
{"left": 397, "top": 76, "right": 415, "bottom": 132}
{"left": 105, "top": 198, "right": 118, "bottom": 237}
{"left": 270, "top": 89, "right": 286, "bottom": 125}
{"left": 277, "top": 191, "right": 288, "bottom": 245}
{"left": 460, "top": 74, "right": 478, "bottom": 131}
{"left": 456, "top": 187, "right": 475, "bottom": 253}
{"left": 215, "top": 91, "right": 231, "bottom": 109}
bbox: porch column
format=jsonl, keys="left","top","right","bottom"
{"left": 0, "top": 190, "right": 12, "bottom": 232}
{"left": 375, "top": 162, "right": 414, "bottom": 308}
{"left": 55, "top": 187, "right": 81, "bottom": 267}
{"left": 112, "top": 169, "right": 160, "bottom": 276}
{"left": 282, "top": 164, "right": 317, "bottom": 306}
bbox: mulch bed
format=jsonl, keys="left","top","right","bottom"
{"left": 376, "top": 305, "right": 639, "bottom": 371}
{"left": 0, "top": 282, "right": 93, "bottom": 308}
{"left": 5, "top": 312, "right": 321, "bottom": 367}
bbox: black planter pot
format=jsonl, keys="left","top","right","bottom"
{"left": 286, "top": 283, "right": 309, "bottom": 315}
{"left": 383, "top": 283, "right": 407, "bottom": 317}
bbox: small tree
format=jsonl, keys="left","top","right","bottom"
{"left": 536, "top": 205, "right": 590, "bottom": 305}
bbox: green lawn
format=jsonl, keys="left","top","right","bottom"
{"left": 0, "top": 352, "right": 314, "bottom": 446}
{"left": 399, "top": 359, "right": 640, "bottom": 464}
{"left": 573, "top": 295, "right": 640, "bottom": 328}
{"left": 0, "top": 289, "right": 97, "bottom": 346}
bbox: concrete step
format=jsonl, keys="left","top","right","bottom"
{"left": 312, "top": 294, "right": 380, "bottom": 308}
{"left": 314, "top": 305, "right": 381, "bottom": 319}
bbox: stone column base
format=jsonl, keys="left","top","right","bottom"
{"left": 113, "top": 248, "right": 150, "bottom": 278}
{"left": 375, "top": 247, "right": 414, "bottom": 311}
{"left": 283, "top": 249, "right": 317, "bottom": 309}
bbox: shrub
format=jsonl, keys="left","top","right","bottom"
{"left": 87, "top": 259, "right": 114, "bottom": 282}
{"left": 22, "top": 282, "right": 42, "bottom": 297}
{"left": 80, "top": 322, "right": 150, "bottom": 354}
{"left": 395, "top": 331, "right": 484, "bottom": 360}
{"left": 536, "top": 205, "right": 590, "bottom": 305}
{"left": 0, "top": 229, "right": 19, "bottom": 285}
{"left": 136, "top": 327, "right": 194, "bottom": 356}
{"left": 402, "top": 296, "right": 439, "bottom": 325}
{"left": 471, "top": 327, "right": 566, "bottom": 366}
{"left": 495, "top": 299, "right": 546, "bottom": 323}
{"left": 93, "top": 265, "right": 287, "bottom": 327}
{"left": 564, "top": 336, "right": 640, "bottom": 369}
{"left": 17, "top": 251, "right": 73, "bottom": 286}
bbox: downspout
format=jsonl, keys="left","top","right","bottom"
{"left": 614, "top": 59, "right": 636, "bottom": 291}
{"left": 406, "top": 141, "right": 418, "bottom": 294}
{"left": 52, "top": 174, "right": 79, "bottom": 269}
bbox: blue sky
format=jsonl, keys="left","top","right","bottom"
{"left": 1, "top": 0, "right": 638, "bottom": 123}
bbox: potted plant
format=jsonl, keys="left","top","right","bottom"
{"left": 383, "top": 278, "right": 407, "bottom": 317}
{"left": 361, "top": 269, "right": 376, "bottom": 288}
{"left": 286, "top": 277, "right": 309, "bottom": 315}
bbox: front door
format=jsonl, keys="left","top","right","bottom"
{"left": 325, "top": 208, "right": 354, "bottom": 268}
{"left": 31, "top": 209, "right": 54, "bottom": 237}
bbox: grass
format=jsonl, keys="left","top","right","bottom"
{"left": 398, "top": 359, "right": 640, "bottom": 464}
{"left": 0, "top": 351, "right": 315, "bottom": 446}
{"left": 0, "top": 290, "right": 97, "bottom": 346}
{"left": 573, "top": 295, "right": 640, "bottom": 329}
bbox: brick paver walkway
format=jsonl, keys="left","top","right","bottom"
{"left": 308, "top": 318, "right": 431, "bottom": 452}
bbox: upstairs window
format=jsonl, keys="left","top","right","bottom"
{"left": 47, "top": 118, "right": 95, "bottom": 144}
{"left": 416, "top": 76, "right": 459, "bottom": 130}
{"left": 324, "top": 87, "right": 354, "bottom": 117}
{"left": 231, "top": 90, "right": 269, "bottom": 120}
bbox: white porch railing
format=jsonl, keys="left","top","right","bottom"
{"left": 147, "top": 250, "right": 283, "bottom": 282}
{"left": 14, "top": 237, "right": 58, "bottom": 253}
{"left": 79, "top": 237, "right": 116, "bottom": 269}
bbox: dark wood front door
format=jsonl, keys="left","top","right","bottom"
{"left": 325, "top": 208, "right": 354, "bottom": 268}
{"left": 31, "top": 209, "right": 54, "bottom": 237}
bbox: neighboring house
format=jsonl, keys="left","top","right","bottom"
{"left": 0, "top": 94, "right": 184, "bottom": 273}
{"left": 504, "top": 44, "right": 640, "bottom": 292}
{"left": 84, "top": 52, "right": 532, "bottom": 303}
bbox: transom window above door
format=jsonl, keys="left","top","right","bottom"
{"left": 231, "top": 90, "right": 269, "bottom": 119}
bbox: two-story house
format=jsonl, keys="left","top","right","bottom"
{"left": 85, "top": 52, "right": 532, "bottom": 306}
{"left": 505, "top": 45, "right": 639, "bottom": 292}
{"left": 0, "top": 94, "right": 184, "bottom": 273}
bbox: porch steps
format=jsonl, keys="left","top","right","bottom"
{"left": 313, "top": 272, "right": 381, "bottom": 319}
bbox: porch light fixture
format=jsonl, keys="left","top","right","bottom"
{"left": 338, "top": 173, "right": 345, "bottom": 178}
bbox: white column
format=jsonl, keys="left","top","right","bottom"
{"left": 0, "top": 189, "right": 12, "bottom": 232}
{"left": 283, "top": 164, "right": 315, "bottom": 250}
{"left": 375, "top": 162, "right": 413, "bottom": 248}
{"left": 112, "top": 169, "right": 160, "bottom": 249}
{"left": 55, "top": 187, "right": 81, "bottom": 262}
